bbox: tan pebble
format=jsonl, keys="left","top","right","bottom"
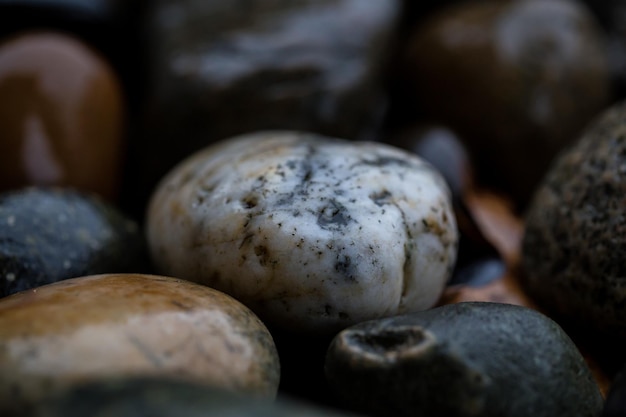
{"left": 0, "top": 274, "right": 280, "bottom": 413}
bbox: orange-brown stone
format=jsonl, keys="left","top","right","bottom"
{"left": 0, "top": 31, "right": 125, "bottom": 200}
{"left": 0, "top": 274, "right": 280, "bottom": 414}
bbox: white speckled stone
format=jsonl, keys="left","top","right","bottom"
{"left": 147, "top": 131, "right": 458, "bottom": 334}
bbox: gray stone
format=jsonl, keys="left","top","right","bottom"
{"left": 522, "top": 100, "right": 626, "bottom": 345}
{"left": 325, "top": 302, "right": 603, "bottom": 417}
{"left": 0, "top": 187, "right": 147, "bottom": 297}
{"left": 136, "top": 0, "right": 402, "bottom": 207}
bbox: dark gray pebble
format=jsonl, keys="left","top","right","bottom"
{"left": 24, "top": 377, "right": 362, "bottom": 417}
{"left": 522, "top": 100, "right": 626, "bottom": 345}
{"left": 325, "top": 302, "right": 603, "bottom": 417}
{"left": 0, "top": 187, "right": 147, "bottom": 297}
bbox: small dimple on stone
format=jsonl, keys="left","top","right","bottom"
{"left": 346, "top": 326, "right": 429, "bottom": 357}
{"left": 6, "top": 216, "right": 15, "bottom": 226}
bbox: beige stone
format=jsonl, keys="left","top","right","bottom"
{"left": 0, "top": 274, "right": 280, "bottom": 413}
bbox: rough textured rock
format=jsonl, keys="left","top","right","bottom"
{"left": 0, "top": 187, "right": 147, "bottom": 297}
{"left": 522, "top": 101, "right": 626, "bottom": 345}
{"left": 0, "top": 274, "right": 280, "bottom": 415}
{"left": 325, "top": 302, "right": 603, "bottom": 417}
{"left": 134, "top": 0, "right": 402, "bottom": 213}
{"left": 147, "top": 131, "right": 458, "bottom": 335}
{"left": 24, "top": 377, "right": 360, "bottom": 417}
{"left": 401, "top": 0, "right": 610, "bottom": 208}
{"left": 0, "top": 32, "right": 125, "bottom": 200}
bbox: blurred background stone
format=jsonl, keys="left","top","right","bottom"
{"left": 0, "top": 32, "right": 125, "bottom": 200}
{"left": 580, "top": 0, "right": 626, "bottom": 99}
{"left": 0, "top": 0, "right": 143, "bottom": 110}
{"left": 128, "top": 0, "right": 403, "bottom": 219}
{"left": 396, "top": 0, "right": 611, "bottom": 209}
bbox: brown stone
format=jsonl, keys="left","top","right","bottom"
{"left": 402, "top": 0, "right": 610, "bottom": 208}
{"left": 0, "top": 274, "right": 280, "bottom": 414}
{"left": 0, "top": 31, "right": 125, "bottom": 201}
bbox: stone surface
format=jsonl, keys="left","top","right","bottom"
{"left": 25, "top": 377, "right": 360, "bottom": 417}
{"left": 0, "top": 274, "right": 280, "bottom": 415}
{"left": 325, "top": 302, "right": 603, "bottom": 417}
{"left": 0, "top": 187, "right": 147, "bottom": 297}
{"left": 147, "top": 131, "right": 458, "bottom": 334}
{"left": 0, "top": 32, "right": 125, "bottom": 200}
{"left": 521, "top": 100, "right": 626, "bottom": 345}
{"left": 133, "top": 0, "right": 402, "bottom": 214}
{"left": 386, "top": 125, "right": 505, "bottom": 288}
{"left": 401, "top": 0, "right": 610, "bottom": 208}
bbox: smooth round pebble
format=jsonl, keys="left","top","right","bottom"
{"left": 522, "top": 100, "right": 626, "bottom": 345}
{"left": 0, "top": 274, "right": 280, "bottom": 414}
{"left": 0, "top": 187, "right": 146, "bottom": 297}
{"left": 325, "top": 302, "right": 603, "bottom": 417}
{"left": 147, "top": 131, "right": 458, "bottom": 334}
{"left": 25, "top": 377, "right": 361, "bottom": 417}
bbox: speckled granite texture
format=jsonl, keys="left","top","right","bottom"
{"left": 522, "top": 100, "right": 626, "bottom": 344}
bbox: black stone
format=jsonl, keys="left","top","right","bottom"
{"left": 325, "top": 302, "right": 603, "bottom": 417}
{"left": 0, "top": 187, "right": 149, "bottom": 297}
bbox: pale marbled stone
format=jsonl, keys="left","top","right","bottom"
{"left": 147, "top": 131, "right": 458, "bottom": 334}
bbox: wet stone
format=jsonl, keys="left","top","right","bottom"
{"left": 0, "top": 31, "right": 125, "bottom": 200}
{"left": 0, "top": 274, "right": 281, "bottom": 415}
{"left": 325, "top": 302, "right": 603, "bottom": 417}
{"left": 0, "top": 187, "right": 147, "bottom": 297}
{"left": 401, "top": 0, "right": 610, "bottom": 208}
{"left": 147, "top": 131, "right": 458, "bottom": 335}
{"left": 522, "top": 101, "right": 626, "bottom": 346}
{"left": 134, "top": 0, "right": 402, "bottom": 212}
